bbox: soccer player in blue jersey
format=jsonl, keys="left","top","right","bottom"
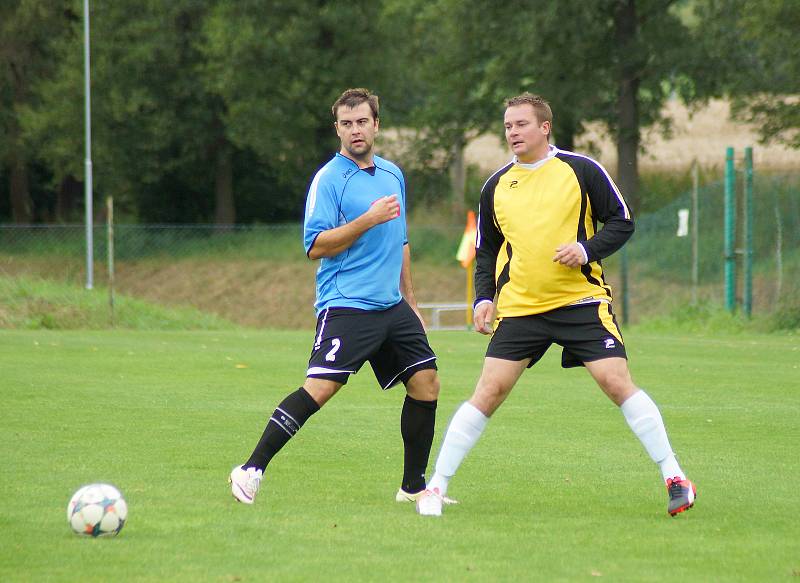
{"left": 417, "top": 93, "right": 696, "bottom": 517}
{"left": 230, "top": 88, "right": 444, "bottom": 507}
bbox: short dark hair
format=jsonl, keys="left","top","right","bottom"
{"left": 332, "top": 88, "right": 379, "bottom": 122}
{"left": 506, "top": 93, "right": 553, "bottom": 132}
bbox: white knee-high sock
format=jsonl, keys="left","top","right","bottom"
{"left": 427, "top": 402, "right": 489, "bottom": 496}
{"left": 620, "top": 390, "right": 685, "bottom": 482}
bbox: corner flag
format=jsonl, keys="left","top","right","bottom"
{"left": 456, "top": 210, "right": 478, "bottom": 327}
{"left": 456, "top": 210, "right": 477, "bottom": 268}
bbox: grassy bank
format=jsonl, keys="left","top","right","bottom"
{"left": 2, "top": 261, "right": 797, "bottom": 332}
{"left": 0, "top": 275, "right": 236, "bottom": 330}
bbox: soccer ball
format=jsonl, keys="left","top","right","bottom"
{"left": 67, "top": 483, "right": 128, "bottom": 537}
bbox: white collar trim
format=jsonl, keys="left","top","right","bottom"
{"left": 513, "top": 145, "right": 558, "bottom": 170}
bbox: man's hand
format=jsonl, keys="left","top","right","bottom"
{"left": 553, "top": 242, "right": 587, "bottom": 268}
{"left": 473, "top": 302, "right": 494, "bottom": 335}
{"left": 365, "top": 195, "right": 400, "bottom": 226}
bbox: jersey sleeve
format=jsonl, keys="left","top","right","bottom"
{"left": 399, "top": 168, "right": 408, "bottom": 245}
{"left": 582, "top": 160, "right": 635, "bottom": 263}
{"left": 474, "top": 181, "right": 504, "bottom": 306}
{"left": 303, "top": 168, "right": 339, "bottom": 256}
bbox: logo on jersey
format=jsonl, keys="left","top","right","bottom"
{"left": 509, "top": 180, "right": 519, "bottom": 188}
{"left": 604, "top": 338, "right": 616, "bottom": 349}
{"left": 342, "top": 168, "right": 354, "bottom": 179}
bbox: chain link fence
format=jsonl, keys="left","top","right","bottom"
{"left": 607, "top": 174, "right": 799, "bottom": 326}
{"left": 1, "top": 175, "right": 798, "bottom": 329}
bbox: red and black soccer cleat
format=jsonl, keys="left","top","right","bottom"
{"left": 667, "top": 476, "right": 697, "bottom": 516}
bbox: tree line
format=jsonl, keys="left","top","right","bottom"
{"left": 1, "top": 0, "right": 797, "bottom": 224}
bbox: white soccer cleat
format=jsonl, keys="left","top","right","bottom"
{"left": 229, "top": 465, "right": 263, "bottom": 504}
{"left": 397, "top": 488, "right": 458, "bottom": 505}
{"left": 415, "top": 488, "right": 444, "bottom": 517}
{"left": 396, "top": 488, "right": 423, "bottom": 502}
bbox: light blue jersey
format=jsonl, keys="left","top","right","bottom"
{"left": 303, "top": 153, "right": 407, "bottom": 314}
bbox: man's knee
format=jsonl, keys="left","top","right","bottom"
{"left": 303, "top": 377, "right": 342, "bottom": 407}
{"left": 470, "top": 376, "right": 513, "bottom": 417}
{"left": 406, "top": 369, "right": 440, "bottom": 401}
{"left": 590, "top": 362, "right": 637, "bottom": 405}
{"left": 467, "top": 357, "right": 528, "bottom": 416}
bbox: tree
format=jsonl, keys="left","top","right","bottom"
{"left": 694, "top": 0, "right": 800, "bottom": 148}
{"left": 382, "top": 0, "right": 511, "bottom": 217}
{"left": 17, "top": 0, "right": 401, "bottom": 224}
{"left": 511, "top": 0, "right": 697, "bottom": 213}
{"left": 201, "top": 0, "right": 395, "bottom": 220}
{"left": 391, "top": 0, "right": 708, "bottom": 215}
{"left": 10, "top": 1, "right": 793, "bottom": 225}
{"left": 0, "top": 0, "right": 72, "bottom": 222}
{"left": 21, "top": 0, "right": 237, "bottom": 223}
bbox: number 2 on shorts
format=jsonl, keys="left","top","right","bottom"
{"left": 325, "top": 338, "right": 341, "bottom": 362}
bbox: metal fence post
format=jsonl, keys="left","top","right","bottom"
{"left": 743, "top": 147, "right": 753, "bottom": 317}
{"left": 691, "top": 160, "right": 699, "bottom": 305}
{"left": 83, "top": 0, "right": 94, "bottom": 290}
{"left": 774, "top": 200, "right": 783, "bottom": 304}
{"left": 107, "top": 197, "right": 115, "bottom": 326}
{"left": 724, "top": 147, "right": 736, "bottom": 312}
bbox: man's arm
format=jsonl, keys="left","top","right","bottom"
{"left": 474, "top": 184, "right": 503, "bottom": 334}
{"left": 400, "top": 243, "right": 425, "bottom": 326}
{"left": 580, "top": 213, "right": 634, "bottom": 263}
{"left": 308, "top": 195, "right": 400, "bottom": 260}
{"left": 399, "top": 243, "right": 416, "bottom": 304}
{"left": 581, "top": 161, "right": 635, "bottom": 262}
{"left": 553, "top": 160, "right": 634, "bottom": 267}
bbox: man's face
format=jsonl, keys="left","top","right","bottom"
{"left": 335, "top": 102, "right": 379, "bottom": 160}
{"left": 504, "top": 104, "right": 550, "bottom": 163}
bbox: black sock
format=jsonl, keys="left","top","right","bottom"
{"left": 400, "top": 395, "right": 437, "bottom": 493}
{"left": 244, "top": 387, "right": 320, "bottom": 471}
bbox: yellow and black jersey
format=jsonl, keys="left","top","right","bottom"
{"left": 475, "top": 146, "right": 634, "bottom": 318}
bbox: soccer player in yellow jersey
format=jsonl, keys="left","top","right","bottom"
{"left": 417, "top": 93, "right": 696, "bottom": 517}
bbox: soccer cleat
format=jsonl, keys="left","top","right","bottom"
{"left": 666, "top": 476, "right": 697, "bottom": 516}
{"left": 396, "top": 488, "right": 423, "bottom": 502}
{"left": 229, "top": 465, "right": 263, "bottom": 505}
{"left": 415, "top": 488, "right": 444, "bottom": 517}
{"left": 396, "top": 488, "right": 459, "bottom": 505}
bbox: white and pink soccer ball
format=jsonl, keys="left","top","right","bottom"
{"left": 67, "top": 483, "right": 127, "bottom": 537}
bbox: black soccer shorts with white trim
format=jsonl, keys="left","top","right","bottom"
{"left": 306, "top": 300, "right": 437, "bottom": 389}
{"left": 486, "top": 301, "right": 627, "bottom": 368}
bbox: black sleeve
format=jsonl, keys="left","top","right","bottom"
{"left": 582, "top": 162, "right": 635, "bottom": 263}
{"left": 474, "top": 180, "right": 504, "bottom": 306}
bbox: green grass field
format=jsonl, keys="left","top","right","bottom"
{"left": 1, "top": 329, "right": 798, "bottom": 581}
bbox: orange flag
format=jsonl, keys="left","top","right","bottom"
{"left": 456, "top": 210, "right": 477, "bottom": 268}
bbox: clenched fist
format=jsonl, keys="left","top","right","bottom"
{"left": 366, "top": 195, "right": 401, "bottom": 226}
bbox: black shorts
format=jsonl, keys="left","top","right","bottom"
{"left": 306, "top": 300, "right": 437, "bottom": 389}
{"left": 486, "top": 302, "right": 627, "bottom": 368}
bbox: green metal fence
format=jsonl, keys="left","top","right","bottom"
{"left": 609, "top": 173, "right": 799, "bottom": 322}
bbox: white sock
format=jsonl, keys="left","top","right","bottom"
{"left": 620, "top": 390, "right": 685, "bottom": 482}
{"left": 427, "top": 401, "right": 489, "bottom": 496}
